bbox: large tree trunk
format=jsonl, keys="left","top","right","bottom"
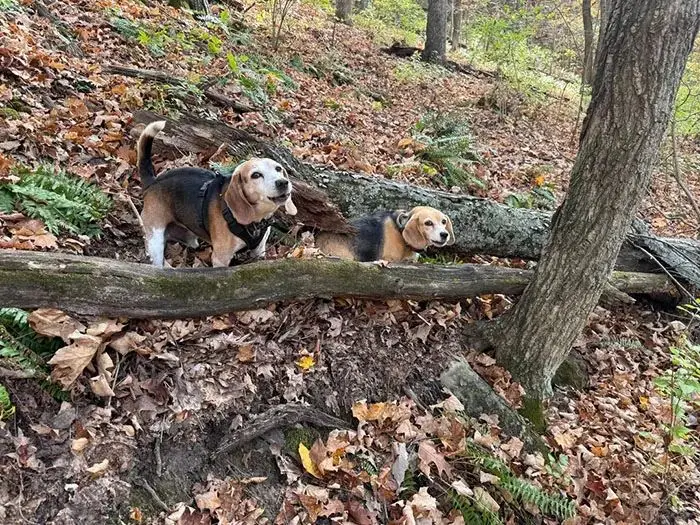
{"left": 129, "top": 111, "right": 700, "bottom": 289}
{"left": 422, "top": 0, "right": 448, "bottom": 63}
{"left": 582, "top": 0, "right": 594, "bottom": 85}
{"left": 0, "top": 251, "right": 677, "bottom": 319}
{"left": 187, "top": 0, "right": 210, "bottom": 14}
{"left": 335, "top": 0, "right": 353, "bottom": 24}
{"left": 595, "top": 0, "right": 610, "bottom": 67}
{"left": 451, "top": 0, "right": 462, "bottom": 51}
{"left": 495, "top": 0, "right": 700, "bottom": 401}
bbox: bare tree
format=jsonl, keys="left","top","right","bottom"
{"left": 595, "top": 0, "right": 610, "bottom": 66}
{"left": 494, "top": 0, "right": 700, "bottom": 404}
{"left": 582, "top": 0, "right": 594, "bottom": 85}
{"left": 451, "top": 0, "right": 463, "bottom": 51}
{"left": 336, "top": 0, "right": 353, "bottom": 24}
{"left": 422, "top": 0, "right": 448, "bottom": 63}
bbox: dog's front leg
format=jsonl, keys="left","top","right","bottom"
{"left": 250, "top": 226, "right": 271, "bottom": 260}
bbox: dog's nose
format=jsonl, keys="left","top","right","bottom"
{"left": 276, "top": 179, "right": 290, "bottom": 190}
{"left": 440, "top": 231, "right": 449, "bottom": 240}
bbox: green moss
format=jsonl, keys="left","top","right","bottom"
{"left": 553, "top": 356, "right": 588, "bottom": 390}
{"left": 518, "top": 397, "right": 546, "bottom": 433}
{"left": 0, "top": 107, "right": 20, "bottom": 119}
{"left": 284, "top": 425, "right": 321, "bottom": 458}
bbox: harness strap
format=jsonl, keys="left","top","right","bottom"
{"left": 197, "top": 175, "right": 270, "bottom": 252}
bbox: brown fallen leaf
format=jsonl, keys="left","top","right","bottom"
{"left": 418, "top": 440, "right": 452, "bottom": 478}
{"left": 195, "top": 490, "right": 221, "bottom": 512}
{"left": 86, "top": 458, "right": 109, "bottom": 476}
{"left": 71, "top": 437, "right": 89, "bottom": 453}
{"left": 109, "top": 331, "right": 148, "bottom": 355}
{"left": 48, "top": 334, "right": 103, "bottom": 388}
{"left": 90, "top": 374, "right": 115, "bottom": 397}
{"left": 236, "top": 344, "right": 256, "bottom": 363}
{"left": 28, "top": 308, "right": 85, "bottom": 343}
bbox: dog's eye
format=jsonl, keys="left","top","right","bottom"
{"left": 442, "top": 219, "right": 447, "bottom": 225}
{"left": 425, "top": 220, "right": 433, "bottom": 227}
{"left": 251, "top": 172, "right": 263, "bottom": 179}
{"left": 275, "top": 165, "right": 283, "bottom": 172}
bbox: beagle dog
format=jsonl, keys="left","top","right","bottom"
{"left": 136, "top": 121, "right": 297, "bottom": 267}
{"left": 316, "top": 206, "right": 454, "bottom": 262}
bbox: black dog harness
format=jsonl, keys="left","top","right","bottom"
{"left": 197, "top": 174, "right": 271, "bottom": 252}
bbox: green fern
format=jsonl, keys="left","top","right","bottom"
{"left": 1, "top": 165, "right": 111, "bottom": 236}
{"left": 412, "top": 111, "right": 484, "bottom": 188}
{"left": 0, "top": 308, "right": 68, "bottom": 400}
{"left": 0, "top": 384, "right": 14, "bottom": 421}
{"left": 463, "top": 441, "right": 576, "bottom": 521}
{"left": 448, "top": 490, "right": 503, "bottom": 525}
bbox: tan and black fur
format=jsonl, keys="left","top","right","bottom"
{"left": 316, "top": 206, "right": 454, "bottom": 262}
{"left": 136, "top": 121, "right": 297, "bottom": 268}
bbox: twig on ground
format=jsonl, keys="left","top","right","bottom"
{"left": 213, "top": 403, "right": 350, "bottom": 458}
{"left": 135, "top": 479, "right": 170, "bottom": 512}
{"left": 671, "top": 119, "right": 700, "bottom": 233}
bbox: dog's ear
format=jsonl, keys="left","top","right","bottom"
{"left": 445, "top": 215, "right": 455, "bottom": 245}
{"left": 284, "top": 194, "right": 297, "bottom": 216}
{"left": 225, "top": 169, "right": 258, "bottom": 225}
{"left": 396, "top": 210, "right": 410, "bottom": 229}
{"left": 402, "top": 213, "right": 428, "bottom": 250}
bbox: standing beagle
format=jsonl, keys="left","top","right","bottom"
{"left": 316, "top": 206, "right": 455, "bottom": 262}
{"left": 137, "top": 121, "right": 297, "bottom": 267}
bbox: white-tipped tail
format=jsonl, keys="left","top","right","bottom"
{"left": 137, "top": 121, "right": 167, "bottom": 189}
{"left": 142, "top": 120, "right": 166, "bottom": 138}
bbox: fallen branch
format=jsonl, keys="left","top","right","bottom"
{"left": 104, "top": 64, "right": 256, "bottom": 113}
{"left": 130, "top": 111, "right": 700, "bottom": 289}
{"left": 213, "top": 404, "right": 350, "bottom": 458}
{"left": 0, "top": 250, "right": 680, "bottom": 319}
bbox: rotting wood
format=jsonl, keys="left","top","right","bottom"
{"left": 441, "top": 360, "right": 547, "bottom": 453}
{"left": 130, "top": 111, "right": 700, "bottom": 289}
{"left": 213, "top": 404, "right": 350, "bottom": 458}
{"left": 0, "top": 250, "right": 680, "bottom": 319}
{"left": 104, "top": 64, "right": 256, "bottom": 113}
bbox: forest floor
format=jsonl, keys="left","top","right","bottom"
{"left": 0, "top": 0, "right": 699, "bottom": 524}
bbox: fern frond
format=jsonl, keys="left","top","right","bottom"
{"left": 2, "top": 164, "right": 111, "bottom": 237}
{"left": 448, "top": 490, "right": 503, "bottom": 525}
{"left": 500, "top": 476, "right": 576, "bottom": 521}
{"left": 0, "top": 384, "right": 14, "bottom": 421}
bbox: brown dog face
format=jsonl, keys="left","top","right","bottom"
{"left": 397, "top": 206, "right": 455, "bottom": 250}
{"left": 225, "top": 158, "right": 297, "bottom": 224}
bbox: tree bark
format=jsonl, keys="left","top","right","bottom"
{"left": 495, "top": 0, "right": 700, "bottom": 401}
{"left": 0, "top": 251, "right": 677, "bottom": 319}
{"left": 595, "top": 0, "right": 610, "bottom": 68}
{"left": 422, "top": 0, "right": 448, "bottom": 63}
{"left": 129, "top": 110, "right": 700, "bottom": 288}
{"left": 451, "top": 0, "right": 462, "bottom": 51}
{"left": 187, "top": 0, "right": 210, "bottom": 14}
{"left": 335, "top": 0, "right": 353, "bottom": 24}
{"left": 582, "top": 0, "right": 594, "bottom": 85}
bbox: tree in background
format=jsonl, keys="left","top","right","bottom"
{"left": 336, "top": 0, "right": 354, "bottom": 24}
{"left": 494, "top": 0, "right": 700, "bottom": 406}
{"left": 451, "top": 0, "right": 463, "bottom": 50}
{"left": 582, "top": 0, "right": 594, "bottom": 84}
{"left": 422, "top": 0, "right": 448, "bottom": 62}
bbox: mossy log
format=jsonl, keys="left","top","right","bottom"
{"left": 130, "top": 111, "right": 700, "bottom": 290}
{"left": 0, "top": 250, "right": 680, "bottom": 318}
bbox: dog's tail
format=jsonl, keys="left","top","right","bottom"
{"left": 137, "top": 120, "right": 166, "bottom": 189}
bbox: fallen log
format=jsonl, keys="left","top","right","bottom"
{"left": 130, "top": 111, "right": 700, "bottom": 290}
{"left": 0, "top": 250, "right": 679, "bottom": 319}
{"left": 104, "top": 64, "right": 256, "bottom": 113}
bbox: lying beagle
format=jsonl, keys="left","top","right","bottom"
{"left": 136, "top": 121, "right": 297, "bottom": 267}
{"left": 316, "top": 206, "right": 454, "bottom": 262}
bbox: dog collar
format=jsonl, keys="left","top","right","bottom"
{"left": 197, "top": 175, "right": 270, "bottom": 252}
